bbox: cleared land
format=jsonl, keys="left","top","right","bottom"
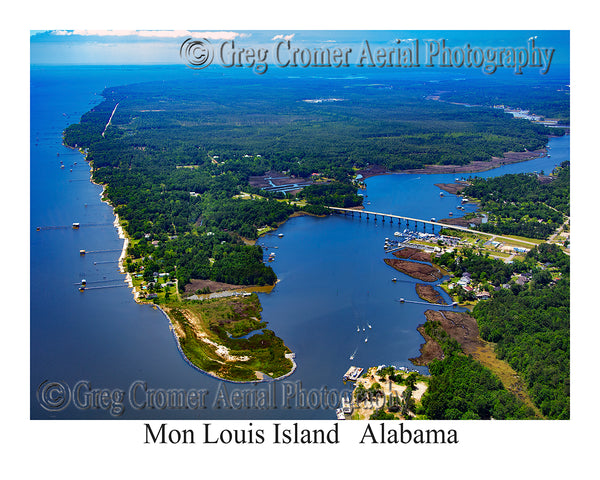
{"left": 384, "top": 258, "right": 443, "bottom": 282}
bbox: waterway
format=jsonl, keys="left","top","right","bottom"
{"left": 30, "top": 65, "right": 569, "bottom": 419}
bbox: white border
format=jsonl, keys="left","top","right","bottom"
{"left": 7, "top": 1, "right": 598, "bottom": 477}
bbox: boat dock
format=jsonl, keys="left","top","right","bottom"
{"left": 343, "top": 366, "right": 364, "bottom": 382}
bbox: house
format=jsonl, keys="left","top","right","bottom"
{"left": 476, "top": 291, "right": 491, "bottom": 300}
{"left": 515, "top": 275, "right": 528, "bottom": 286}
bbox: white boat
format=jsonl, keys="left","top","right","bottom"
{"left": 357, "top": 326, "right": 360, "bottom": 332}
{"left": 368, "top": 324, "right": 372, "bottom": 329}
{"left": 394, "top": 231, "right": 402, "bottom": 236}
{"left": 399, "top": 298, "right": 405, "bottom": 303}
{"left": 392, "top": 278, "right": 397, "bottom": 282}
{"left": 365, "top": 337, "right": 368, "bottom": 343}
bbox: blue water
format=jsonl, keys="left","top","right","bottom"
{"left": 30, "top": 65, "right": 569, "bottom": 419}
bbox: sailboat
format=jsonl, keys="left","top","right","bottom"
{"left": 368, "top": 324, "right": 372, "bottom": 329}
{"left": 364, "top": 337, "right": 368, "bottom": 343}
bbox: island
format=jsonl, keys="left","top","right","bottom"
{"left": 383, "top": 258, "right": 444, "bottom": 282}
{"left": 165, "top": 294, "right": 295, "bottom": 382}
{"left": 415, "top": 284, "right": 446, "bottom": 305}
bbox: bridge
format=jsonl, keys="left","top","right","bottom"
{"left": 327, "top": 207, "right": 538, "bottom": 246}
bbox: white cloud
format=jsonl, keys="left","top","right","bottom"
{"left": 271, "top": 34, "right": 295, "bottom": 41}
{"left": 50, "top": 30, "right": 249, "bottom": 40}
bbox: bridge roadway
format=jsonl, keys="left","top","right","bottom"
{"left": 327, "top": 207, "right": 538, "bottom": 246}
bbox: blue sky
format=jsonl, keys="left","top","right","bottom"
{"left": 30, "top": 30, "right": 569, "bottom": 70}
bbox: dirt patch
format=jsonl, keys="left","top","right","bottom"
{"left": 397, "top": 148, "right": 547, "bottom": 175}
{"left": 184, "top": 279, "right": 245, "bottom": 294}
{"left": 434, "top": 182, "right": 469, "bottom": 195}
{"left": 416, "top": 284, "right": 446, "bottom": 305}
{"left": 410, "top": 325, "right": 444, "bottom": 366}
{"left": 439, "top": 216, "right": 483, "bottom": 228}
{"left": 430, "top": 310, "right": 484, "bottom": 353}
{"left": 393, "top": 247, "right": 432, "bottom": 263}
{"left": 384, "top": 258, "right": 443, "bottom": 282}
{"left": 355, "top": 164, "right": 390, "bottom": 179}
{"left": 351, "top": 367, "right": 428, "bottom": 420}
{"left": 410, "top": 310, "right": 485, "bottom": 366}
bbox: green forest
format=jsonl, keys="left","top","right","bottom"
{"left": 472, "top": 243, "right": 570, "bottom": 419}
{"left": 463, "top": 161, "right": 570, "bottom": 239}
{"left": 64, "top": 77, "right": 562, "bottom": 291}
{"left": 432, "top": 78, "right": 570, "bottom": 124}
{"left": 428, "top": 243, "right": 570, "bottom": 419}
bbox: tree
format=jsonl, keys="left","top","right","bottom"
{"left": 405, "top": 372, "right": 419, "bottom": 390}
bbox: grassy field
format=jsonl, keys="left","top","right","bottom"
{"left": 470, "top": 341, "right": 543, "bottom": 418}
{"left": 164, "top": 294, "right": 294, "bottom": 382}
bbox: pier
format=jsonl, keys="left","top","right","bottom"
{"left": 36, "top": 222, "right": 113, "bottom": 231}
{"left": 343, "top": 366, "right": 364, "bottom": 382}
{"left": 79, "top": 284, "right": 128, "bottom": 291}
{"left": 396, "top": 298, "right": 459, "bottom": 309}
{"left": 79, "top": 249, "right": 122, "bottom": 255}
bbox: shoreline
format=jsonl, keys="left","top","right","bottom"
{"left": 70, "top": 141, "right": 295, "bottom": 383}
{"left": 357, "top": 146, "right": 549, "bottom": 180}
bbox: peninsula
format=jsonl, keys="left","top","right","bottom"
{"left": 64, "top": 75, "right": 566, "bottom": 385}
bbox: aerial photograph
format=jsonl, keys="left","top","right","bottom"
{"left": 30, "top": 30, "right": 570, "bottom": 424}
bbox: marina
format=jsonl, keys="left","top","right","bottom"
{"left": 343, "top": 366, "right": 364, "bottom": 382}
